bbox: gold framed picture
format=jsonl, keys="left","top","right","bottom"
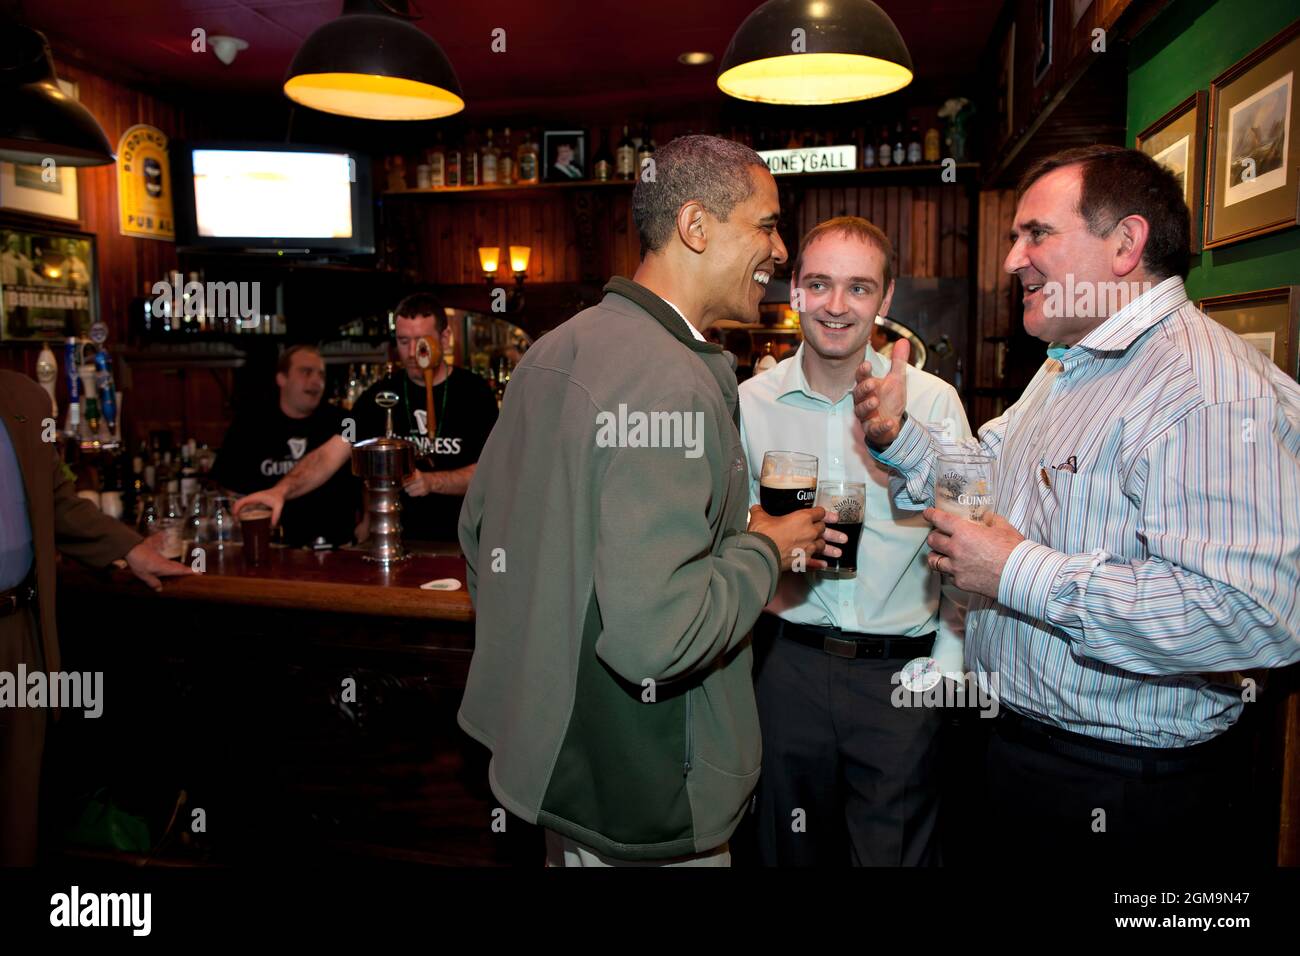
{"left": 1204, "top": 20, "right": 1300, "bottom": 249}
{"left": 1200, "top": 286, "right": 1299, "bottom": 381}
{"left": 1137, "top": 92, "right": 1207, "bottom": 253}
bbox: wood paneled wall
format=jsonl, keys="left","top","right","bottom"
{"left": 972, "top": 189, "right": 1020, "bottom": 426}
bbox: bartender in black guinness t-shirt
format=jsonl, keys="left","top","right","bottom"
{"left": 231, "top": 293, "right": 498, "bottom": 545}
{"left": 213, "top": 344, "right": 359, "bottom": 546}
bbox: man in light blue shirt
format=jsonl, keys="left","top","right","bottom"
{"left": 739, "top": 217, "right": 970, "bottom": 865}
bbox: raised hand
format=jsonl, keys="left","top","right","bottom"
{"left": 853, "top": 338, "right": 910, "bottom": 448}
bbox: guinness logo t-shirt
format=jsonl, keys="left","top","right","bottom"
{"left": 212, "top": 404, "right": 360, "bottom": 547}
{"left": 353, "top": 367, "right": 499, "bottom": 542}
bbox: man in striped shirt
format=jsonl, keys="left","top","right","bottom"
{"left": 854, "top": 144, "right": 1300, "bottom": 864}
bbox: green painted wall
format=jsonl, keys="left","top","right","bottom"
{"left": 1128, "top": 0, "right": 1299, "bottom": 302}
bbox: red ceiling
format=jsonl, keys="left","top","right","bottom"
{"left": 29, "top": 0, "right": 1003, "bottom": 115}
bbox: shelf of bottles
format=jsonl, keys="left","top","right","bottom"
{"left": 383, "top": 116, "right": 962, "bottom": 198}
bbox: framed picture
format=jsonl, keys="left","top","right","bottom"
{"left": 1200, "top": 287, "right": 1299, "bottom": 381}
{"left": 0, "top": 221, "right": 97, "bottom": 341}
{"left": 1137, "top": 92, "right": 1208, "bottom": 252}
{"left": 542, "top": 130, "right": 587, "bottom": 182}
{"left": 997, "top": 23, "right": 1016, "bottom": 146}
{"left": 1033, "top": 0, "right": 1054, "bottom": 87}
{"left": 0, "top": 79, "right": 80, "bottom": 221}
{"left": 1204, "top": 20, "right": 1300, "bottom": 248}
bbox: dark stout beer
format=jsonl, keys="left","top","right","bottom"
{"left": 760, "top": 475, "right": 817, "bottom": 516}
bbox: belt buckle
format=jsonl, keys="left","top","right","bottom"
{"left": 823, "top": 633, "right": 858, "bottom": 658}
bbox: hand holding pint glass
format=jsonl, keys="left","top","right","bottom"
{"left": 815, "top": 481, "right": 865, "bottom": 575}
{"left": 749, "top": 451, "right": 839, "bottom": 571}
{"left": 934, "top": 453, "right": 995, "bottom": 522}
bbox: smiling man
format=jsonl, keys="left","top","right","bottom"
{"left": 853, "top": 145, "right": 1300, "bottom": 864}
{"left": 458, "top": 135, "right": 834, "bottom": 866}
{"left": 213, "top": 344, "right": 359, "bottom": 547}
{"left": 739, "top": 217, "right": 970, "bottom": 866}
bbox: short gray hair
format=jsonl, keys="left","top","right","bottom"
{"left": 632, "top": 135, "right": 769, "bottom": 257}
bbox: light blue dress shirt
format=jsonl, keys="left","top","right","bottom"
{"left": 739, "top": 343, "right": 971, "bottom": 673}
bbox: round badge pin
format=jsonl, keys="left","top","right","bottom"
{"left": 900, "top": 656, "right": 942, "bottom": 693}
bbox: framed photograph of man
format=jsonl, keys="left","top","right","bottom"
{"left": 1137, "top": 92, "right": 1207, "bottom": 252}
{"left": 0, "top": 222, "right": 98, "bottom": 341}
{"left": 542, "top": 130, "right": 587, "bottom": 182}
{"left": 1205, "top": 20, "right": 1300, "bottom": 248}
{"left": 1200, "top": 286, "right": 1299, "bottom": 381}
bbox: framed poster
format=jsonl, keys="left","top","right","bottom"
{"left": 1200, "top": 286, "right": 1299, "bottom": 381}
{"left": 997, "top": 23, "right": 1017, "bottom": 146}
{"left": 542, "top": 130, "right": 587, "bottom": 182}
{"left": 1136, "top": 92, "right": 1207, "bottom": 252}
{"left": 1204, "top": 20, "right": 1300, "bottom": 248}
{"left": 0, "top": 221, "right": 97, "bottom": 341}
{"left": 0, "top": 79, "right": 80, "bottom": 221}
{"left": 1033, "top": 0, "right": 1054, "bottom": 87}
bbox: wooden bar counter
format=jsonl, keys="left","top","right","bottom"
{"left": 51, "top": 543, "right": 541, "bottom": 867}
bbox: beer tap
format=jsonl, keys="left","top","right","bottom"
{"left": 415, "top": 336, "right": 437, "bottom": 442}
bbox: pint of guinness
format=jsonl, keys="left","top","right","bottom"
{"left": 759, "top": 450, "right": 818, "bottom": 516}
{"left": 814, "top": 481, "right": 865, "bottom": 573}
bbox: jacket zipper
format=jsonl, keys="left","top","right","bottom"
{"left": 683, "top": 689, "right": 694, "bottom": 776}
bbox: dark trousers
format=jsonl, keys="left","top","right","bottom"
{"left": 0, "top": 606, "right": 44, "bottom": 866}
{"left": 751, "top": 615, "right": 942, "bottom": 866}
{"left": 982, "top": 707, "right": 1249, "bottom": 867}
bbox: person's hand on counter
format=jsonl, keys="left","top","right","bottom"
{"left": 124, "top": 535, "right": 195, "bottom": 591}
{"left": 232, "top": 487, "right": 286, "bottom": 526}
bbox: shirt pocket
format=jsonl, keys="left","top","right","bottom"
{"left": 1035, "top": 466, "right": 1106, "bottom": 555}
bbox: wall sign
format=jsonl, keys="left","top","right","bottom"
{"left": 757, "top": 145, "right": 857, "bottom": 176}
{"left": 117, "top": 124, "right": 174, "bottom": 241}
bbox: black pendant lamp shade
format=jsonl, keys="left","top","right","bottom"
{"left": 718, "top": 0, "right": 914, "bottom": 105}
{"left": 0, "top": 24, "right": 114, "bottom": 166}
{"left": 283, "top": 0, "right": 465, "bottom": 121}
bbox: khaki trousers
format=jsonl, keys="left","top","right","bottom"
{"left": 0, "top": 607, "right": 44, "bottom": 866}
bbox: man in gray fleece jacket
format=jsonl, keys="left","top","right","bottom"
{"left": 458, "top": 135, "right": 843, "bottom": 866}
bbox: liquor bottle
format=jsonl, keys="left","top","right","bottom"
{"left": 907, "top": 122, "right": 923, "bottom": 164}
{"left": 615, "top": 125, "right": 636, "bottom": 180}
{"left": 517, "top": 129, "right": 539, "bottom": 184}
{"left": 429, "top": 133, "right": 446, "bottom": 187}
{"left": 877, "top": 126, "right": 893, "bottom": 167}
{"left": 924, "top": 127, "right": 941, "bottom": 163}
{"left": 499, "top": 128, "right": 514, "bottom": 184}
{"left": 592, "top": 133, "right": 613, "bottom": 182}
{"left": 892, "top": 122, "right": 905, "bottom": 166}
{"left": 862, "top": 140, "right": 876, "bottom": 168}
{"left": 786, "top": 130, "right": 801, "bottom": 150}
{"left": 636, "top": 127, "right": 654, "bottom": 179}
{"left": 481, "top": 128, "right": 499, "bottom": 185}
{"left": 463, "top": 130, "right": 480, "bottom": 186}
{"left": 446, "top": 140, "right": 461, "bottom": 187}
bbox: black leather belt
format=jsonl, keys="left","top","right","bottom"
{"left": 757, "top": 613, "right": 935, "bottom": 660}
{"left": 994, "top": 706, "right": 1241, "bottom": 781}
{"left": 0, "top": 574, "right": 35, "bottom": 619}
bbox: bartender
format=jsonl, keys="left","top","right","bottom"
{"left": 213, "top": 344, "right": 359, "bottom": 547}
{"left": 232, "top": 293, "right": 498, "bottom": 544}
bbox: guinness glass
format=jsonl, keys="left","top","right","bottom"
{"left": 815, "top": 481, "right": 865, "bottom": 574}
{"left": 759, "top": 451, "right": 818, "bottom": 516}
{"left": 934, "top": 453, "right": 995, "bottom": 522}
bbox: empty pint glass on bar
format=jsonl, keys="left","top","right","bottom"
{"left": 759, "top": 451, "right": 818, "bottom": 516}
{"left": 934, "top": 453, "right": 995, "bottom": 522}
{"left": 815, "top": 480, "right": 865, "bottom": 573}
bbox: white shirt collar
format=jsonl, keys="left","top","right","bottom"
{"left": 661, "top": 297, "right": 706, "bottom": 342}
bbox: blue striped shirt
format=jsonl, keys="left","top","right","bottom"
{"left": 876, "top": 277, "right": 1300, "bottom": 746}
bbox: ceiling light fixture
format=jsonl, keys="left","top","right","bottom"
{"left": 717, "top": 0, "right": 913, "bottom": 105}
{"left": 284, "top": 0, "right": 464, "bottom": 121}
{"left": 0, "top": 23, "right": 114, "bottom": 166}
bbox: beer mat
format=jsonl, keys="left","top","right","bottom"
{"left": 420, "top": 578, "right": 462, "bottom": 591}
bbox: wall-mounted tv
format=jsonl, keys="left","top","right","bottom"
{"left": 172, "top": 142, "right": 374, "bottom": 254}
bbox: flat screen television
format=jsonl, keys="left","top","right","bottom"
{"left": 172, "top": 142, "right": 374, "bottom": 254}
